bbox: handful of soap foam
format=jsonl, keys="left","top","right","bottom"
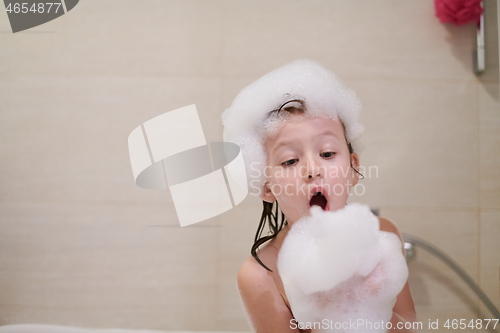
{"left": 277, "top": 203, "right": 408, "bottom": 333}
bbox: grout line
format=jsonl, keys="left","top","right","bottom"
{"left": 207, "top": 142, "right": 215, "bottom": 172}
{"left": 60, "top": 0, "right": 68, "bottom": 13}
{"left": 476, "top": 81, "right": 482, "bottom": 317}
{"left": 218, "top": 12, "right": 229, "bottom": 302}
{"left": 3, "top": 200, "right": 500, "bottom": 212}
{"left": 221, "top": 167, "right": 235, "bottom": 208}
{"left": 1, "top": 74, "right": 498, "bottom": 84}
{"left": 141, "top": 124, "right": 154, "bottom": 164}
{"left": 378, "top": 205, "right": 481, "bottom": 213}
{"left": 160, "top": 159, "right": 168, "bottom": 189}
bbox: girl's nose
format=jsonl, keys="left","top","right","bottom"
{"left": 304, "top": 157, "right": 323, "bottom": 180}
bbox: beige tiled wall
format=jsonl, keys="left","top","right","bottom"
{"left": 0, "top": 0, "right": 498, "bottom": 332}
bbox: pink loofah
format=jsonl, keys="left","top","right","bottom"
{"left": 434, "top": 0, "right": 483, "bottom": 25}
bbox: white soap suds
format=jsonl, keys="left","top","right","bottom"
{"left": 221, "top": 59, "right": 363, "bottom": 197}
{"left": 278, "top": 204, "right": 408, "bottom": 333}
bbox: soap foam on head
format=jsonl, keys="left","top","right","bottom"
{"left": 221, "top": 60, "right": 363, "bottom": 197}
{"left": 278, "top": 204, "right": 409, "bottom": 333}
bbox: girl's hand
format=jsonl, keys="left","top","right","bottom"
{"left": 309, "top": 263, "right": 386, "bottom": 311}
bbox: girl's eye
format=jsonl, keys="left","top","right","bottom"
{"left": 320, "top": 152, "right": 336, "bottom": 159}
{"left": 282, "top": 158, "right": 298, "bottom": 166}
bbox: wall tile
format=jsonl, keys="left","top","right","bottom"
{"left": 0, "top": 0, "right": 225, "bottom": 78}
{"left": 349, "top": 79, "right": 478, "bottom": 209}
{"left": 222, "top": 0, "right": 475, "bottom": 81}
{"left": 479, "top": 83, "right": 500, "bottom": 209}
{"left": 479, "top": 211, "right": 500, "bottom": 317}
{"left": 380, "top": 208, "right": 479, "bottom": 279}
{"left": 0, "top": 202, "right": 219, "bottom": 330}
{"left": 0, "top": 77, "right": 223, "bottom": 204}
{"left": 217, "top": 195, "right": 261, "bottom": 331}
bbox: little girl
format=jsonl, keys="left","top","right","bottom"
{"left": 222, "top": 60, "right": 416, "bottom": 332}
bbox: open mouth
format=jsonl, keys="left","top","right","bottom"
{"left": 309, "top": 191, "right": 328, "bottom": 210}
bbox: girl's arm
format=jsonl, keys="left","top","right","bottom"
{"left": 379, "top": 217, "right": 418, "bottom": 332}
{"left": 390, "top": 281, "right": 418, "bottom": 332}
{"left": 237, "top": 258, "right": 301, "bottom": 333}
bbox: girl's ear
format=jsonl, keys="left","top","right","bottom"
{"left": 350, "top": 153, "right": 360, "bottom": 187}
{"left": 262, "top": 182, "right": 276, "bottom": 203}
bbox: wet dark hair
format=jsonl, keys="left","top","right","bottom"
{"left": 251, "top": 201, "right": 287, "bottom": 271}
{"left": 251, "top": 99, "right": 364, "bottom": 271}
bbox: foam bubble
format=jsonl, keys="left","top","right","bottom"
{"left": 221, "top": 59, "right": 363, "bottom": 197}
{"left": 278, "top": 203, "right": 408, "bottom": 333}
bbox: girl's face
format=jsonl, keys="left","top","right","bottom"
{"left": 262, "top": 116, "right": 359, "bottom": 224}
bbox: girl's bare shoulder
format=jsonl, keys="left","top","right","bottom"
{"left": 378, "top": 216, "right": 405, "bottom": 252}
{"left": 379, "top": 216, "right": 403, "bottom": 238}
{"left": 238, "top": 256, "right": 266, "bottom": 292}
{"left": 237, "top": 245, "right": 279, "bottom": 286}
